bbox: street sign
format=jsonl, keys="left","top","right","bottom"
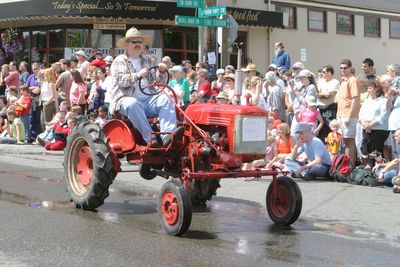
{"left": 177, "top": 0, "right": 203, "bottom": 8}
{"left": 199, "top": 5, "right": 226, "bottom": 17}
{"left": 175, "top": 15, "right": 230, "bottom": 28}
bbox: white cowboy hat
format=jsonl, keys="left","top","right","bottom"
{"left": 116, "top": 27, "right": 151, "bottom": 48}
{"left": 75, "top": 50, "right": 87, "bottom": 57}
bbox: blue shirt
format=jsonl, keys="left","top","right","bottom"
{"left": 272, "top": 50, "right": 291, "bottom": 73}
{"left": 26, "top": 74, "right": 40, "bottom": 97}
{"left": 301, "top": 137, "right": 332, "bottom": 166}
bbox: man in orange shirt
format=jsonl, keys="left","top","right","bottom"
{"left": 336, "top": 59, "right": 360, "bottom": 167}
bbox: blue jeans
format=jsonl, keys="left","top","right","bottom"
{"left": 285, "top": 158, "right": 330, "bottom": 179}
{"left": 29, "top": 101, "right": 41, "bottom": 139}
{"left": 20, "top": 114, "right": 30, "bottom": 142}
{"left": 375, "top": 167, "right": 396, "bottom": 186}
{"left": 118, "top": 94, "right": 177, "bottom": 142}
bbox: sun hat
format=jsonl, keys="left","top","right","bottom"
{"left": 169, "top": 65, "right": 183, "bottom": 72}
{"left": 225, "top": 65, "right": 235, "bottom": 72}
{"left": 104, "top": 55, "right": 113, "bottom": 62}
{"left": 216, "top": 91, "right": 229, "bottom": 100}
{"left": 296, "top": 123, "right": 312, "bottom": 133}
{"left": 241, "top": 63, "right": 257, "bottom": 72}
{"left": 116, "top": 27, "right": 151, "bottom": 48}
{"left": 223, "top": 73, "right": 235, "bottom": 80}
{"left": 268, "top": 63, "right": 278, "bottom": 70}
{"left": 216, "top": 68, "right": 225, "bottom": 75}
{"left": 306, "top": 95, "right": 317, "bottom": 106}
{"left": 296, "top": 69, "right": 314, "bottom": 78}
{"left": 75, "top": 50, "right": 87, "bottom": 57}
{"left": 292, "top": 62, "right": 305, "bottom": 70}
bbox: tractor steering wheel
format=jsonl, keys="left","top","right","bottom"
{"left": 138, "top": 66, "right": 170, "bottom": 96}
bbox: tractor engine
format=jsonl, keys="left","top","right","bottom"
{"left": 183, "top": 103, "right": 268, "bottom": 171}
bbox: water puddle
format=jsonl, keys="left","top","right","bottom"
{"left": 299, "top": 218, "right": 400, "bottom": 243}
{"left": 0, "top": 189, "right": 73, "bottom": 209}
{"left": 0, "top": 170, "right": 64, "bottom": 184}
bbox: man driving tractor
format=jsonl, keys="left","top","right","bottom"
{"left": 109, "top": 27, "right": 176, "bottom": 147}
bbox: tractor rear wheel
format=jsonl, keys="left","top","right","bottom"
{"left": 159, "top": 180, "right": 192, "bottom": 236}
{"left": 266, "top": 176, "right": 302, "bottom": 226}
{"left": 64, "top": 122, "right": 115, "bottom": 210}
{"left": 190, "top": 179, "right": 221, "bottom": 205}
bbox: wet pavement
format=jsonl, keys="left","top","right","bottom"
{"left": 0, "top": 144, "right": 399, "bottom": 266}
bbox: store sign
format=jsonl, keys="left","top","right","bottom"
{"left": 64, "top": 48, "right": 162, "bottom": 64}
{"left": 93, "top": 24, "right": 126, "bottom": 30}
{"left": 0, "top": 0, "right": 283, "bottom": 28}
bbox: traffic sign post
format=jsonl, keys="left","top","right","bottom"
{"left": 175, "top": 15, "right": 230, "bottom": 28}
{"left": 199, "top": 5, "right": 226, "bottom": 17}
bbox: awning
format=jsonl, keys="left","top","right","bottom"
{"left": 0, "top": 0, "right": 283, "bottom": 28}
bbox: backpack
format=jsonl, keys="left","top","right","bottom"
{"left": 329, "top": 154, "right": 351, "bottom": 182}
{"left": 347, "top": 166, "right": 377, "bottom": 185}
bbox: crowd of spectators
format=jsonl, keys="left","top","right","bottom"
{"left": 1, "top": 38, "right": 400, "bottom": 193}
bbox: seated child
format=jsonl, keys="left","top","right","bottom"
{"left": 45, "top": 117, "right": 76, "bottom": 151}
{"left": 242, "top": 135, "right": 277, "bottom": 171}
{"left": 94, "top": 105, "right": 109, "bottom": 127}
{"left": 0, "top": 110, "right": 25, "bottom": 144}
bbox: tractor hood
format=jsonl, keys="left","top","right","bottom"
{"left": 184, "top": 103, "right": 268, "bottom": 126}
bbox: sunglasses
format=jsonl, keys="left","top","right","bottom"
{"left": 128, "top": 40, "right": 144, "bottom": 44}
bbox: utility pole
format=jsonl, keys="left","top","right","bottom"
{"left": 198, "top": 0, "right": 217, "bottom": 73}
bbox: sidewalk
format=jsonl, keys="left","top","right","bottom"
{"left": 1, "top": 143, "right": 400, "bottom": 238}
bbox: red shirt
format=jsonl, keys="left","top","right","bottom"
{"left": 91, "top": 59, "right": 106, "bottom": 69}
{"left": 198, "top": 82, "right": 211, "bottom": 97}
{"left": 19, "top": 95, "right": 31, "bottom": 115}
{"left": 5, "top": 71, "right": 19, "bottom": 88}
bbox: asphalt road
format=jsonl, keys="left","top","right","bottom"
{"left": 0, "top": 144, "right": 399, "bottom": 266}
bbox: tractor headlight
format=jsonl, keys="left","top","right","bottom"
{"left": 233, "top": 116, "right": 268, "bottom": 154}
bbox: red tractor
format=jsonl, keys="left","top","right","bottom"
{"left": 63, "top": 67, "right": 302, "bottom": 236}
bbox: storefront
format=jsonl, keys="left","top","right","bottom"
{"left": 0, "top": 0, "right": 283, "bottom": 68}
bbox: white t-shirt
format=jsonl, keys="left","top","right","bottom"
{"left": 317, "top": 78, "right": 340, "bottom": 106}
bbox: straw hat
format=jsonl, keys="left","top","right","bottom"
{"left": 241, "top": 63, "right": 257, "bottom": 72}
{"left": 116, "top": 27, "right": 151, "bottom": 48}
{"left": 216, "top": 91, "right": 229, "bottom": 100}
{"left": 223, "top": 73, "right": 235, "bottom": 80}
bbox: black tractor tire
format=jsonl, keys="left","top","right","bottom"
{"left": 159, "top": 179, "right": 192, "bottom": 236}
{"left": 64, "top": 121, "right": 115, "bottom": 211}
{"left": 190, "top": 179, "right": 221, "bottom": 205}
{"left": 139, "top": 164, "right": 157, "bottom": 180}
{"left": 266, "top": 176, "right": 302, "bottom": 226}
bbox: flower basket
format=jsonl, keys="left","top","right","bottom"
{"left": 1, "top": 27, "right": 24, "bottom": 56}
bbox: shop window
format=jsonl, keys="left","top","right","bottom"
{"left": 49, "top": 29, "right": 65, "bottom": 48}
{"left": 364, "top": 17, "right": 380, "bottom": 37}
{"left": 92, "top": 30, "right": 113, "bottom": 48}
{"left": 308, "top": 10, "right": 326, "bottom": 32}
{"left": 390, "top": 19, "right": 400, "bottom": 39}
{"left": 337, "top": 13, "right": 354, "bottom": 35}
{"left": 275, "top": 4, "right": 296, "bottom": 29}
{"left": 66, "top": 29, "right": 89, "bottom": 47}
{"left": 164, "top": 31, "right": 183, "bottom": 49}
{"left": 163, "top": 30, "right": 198, "bottom": 65}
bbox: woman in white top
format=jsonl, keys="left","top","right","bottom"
{"left": 241, "top": 76, "right": 268, "bottom": 110}
{"left": 40, "top": 68, "right": 57, "bottom": 125}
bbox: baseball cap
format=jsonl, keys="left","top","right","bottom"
{"left": 296, "top": 123, "right": 312, "bottom": 133}
{"left": 292, "top": 62, "right": 305, "bottom": 69}
{"left": 170, "top": 65, "right": 183, "bottom": 72}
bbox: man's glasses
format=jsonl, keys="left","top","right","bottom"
{"left": 128, "top": 40, "right": 144, "bottom": 44}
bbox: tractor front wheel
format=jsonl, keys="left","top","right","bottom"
{"left": 266, "top": 176, "right": 302, "bottom": 226}
{"left": 159, "top": 180, "right": 192, "bottom": 236}
{"left": 64, "top": 122, "right": 115, "bottom": 210}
